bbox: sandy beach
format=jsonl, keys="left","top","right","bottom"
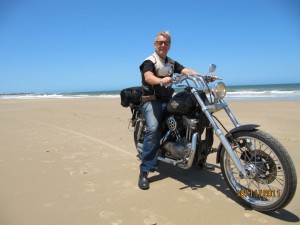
{"left": 0, "top": 98, "right": 299, "bottom": 225}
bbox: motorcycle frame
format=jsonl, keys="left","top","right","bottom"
{"left": 180, "top": 75, "right": 248, "bottom": 178}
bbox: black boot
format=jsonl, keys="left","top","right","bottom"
{"left": 138, "top": 172, "right": 149, "bottom": 190}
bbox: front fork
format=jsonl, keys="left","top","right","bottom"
{"left": 192, "top": 90, "right": 248, "bottom": 178}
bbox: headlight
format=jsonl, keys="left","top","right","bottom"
{"left": 212, "top": 82, "right": 227, "bottom": 99}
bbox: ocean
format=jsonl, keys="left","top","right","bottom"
{"left": 1, "top": 83, "right": 300, "bottom": 101}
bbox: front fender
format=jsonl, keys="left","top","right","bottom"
{"left": 216, "top": 124, "right": 259, "bottom": 164}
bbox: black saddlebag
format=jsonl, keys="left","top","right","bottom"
{"left": 120, "top": 86, "right": 143, "bottom": 107}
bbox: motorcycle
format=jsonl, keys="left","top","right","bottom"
{"left": 120, "top": 64, "right": 297, "bottom": 212}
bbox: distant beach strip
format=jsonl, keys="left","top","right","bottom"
{"left": 1, "top": 83, "right": 300, "bottom": 101}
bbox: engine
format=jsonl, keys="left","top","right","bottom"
{"left": 161, "top": 116, "right": 199, "bottom": 160}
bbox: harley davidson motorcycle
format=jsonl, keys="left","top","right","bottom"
{"left": 120, "top": 64, "right": 297, "bottom": 212}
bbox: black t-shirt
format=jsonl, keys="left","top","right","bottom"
{"left": 140, "top": 59, "right": 185, "bottom": 102}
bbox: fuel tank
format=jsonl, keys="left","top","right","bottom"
{"left": 166, "top": 91, "right": 196, "bottom": 115}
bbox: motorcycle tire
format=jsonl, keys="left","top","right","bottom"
{"left": 220, "top": 129, "right": 297, "bottom": 212}
{"left": 133, "top": 119, "right": 144, "bottom": 159}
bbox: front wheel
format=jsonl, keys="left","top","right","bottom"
{"left": 220, "top": 130, "right": 297, "bottom": 212}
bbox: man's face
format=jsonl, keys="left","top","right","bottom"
{"left": 154, "top": 35, "right": 171, "bottom": 58}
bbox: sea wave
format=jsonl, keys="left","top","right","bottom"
{"left": 225, "top": 90, "right": 300, "bottom": 100}
{"left": 0, "top": 93, "right": 120, "bottom": 100}
{"left": 1, "top": 86, "right": 300, "bottom": 100}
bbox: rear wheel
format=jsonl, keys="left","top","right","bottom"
{"left": 133, "top": 117, "right": 145, "bottom": 159}
{"left": 220, "top": 130, "right": 297, "bottom": 212}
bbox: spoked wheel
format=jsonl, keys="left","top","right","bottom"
{"left": 220, "top": 130, "right": 297, "bottom": 212}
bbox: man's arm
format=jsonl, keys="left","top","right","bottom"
{"left": 144, "top": 71, "right": 173, "bottom": 86}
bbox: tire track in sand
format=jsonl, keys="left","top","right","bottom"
{"left": 29, "top": 120, "right": 134, "bottom": 157}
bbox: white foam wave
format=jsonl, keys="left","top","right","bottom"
{"left": 225, "top": 90, "right": 300, "bottom": 100}
{"left": 0, "top": 94, "right": 120, "bottom": 100}
{"left": 1, "top": 89, "right": 299, "bottom": 100}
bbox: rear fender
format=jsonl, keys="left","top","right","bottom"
{"left": 216, "top": 124, "right": 259, "bottom": 164}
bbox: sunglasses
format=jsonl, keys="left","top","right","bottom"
{"left": 155, "top": 41, "right": 171, "bottom": 46}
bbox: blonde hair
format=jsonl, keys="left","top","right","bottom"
{"left": 155, "top": 31, "right": 171, "bottom": 43}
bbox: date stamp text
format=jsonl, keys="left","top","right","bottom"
{"left": 237, "top": 189, "right": 281, "bottom": 198}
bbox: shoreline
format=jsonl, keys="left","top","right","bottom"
{"left": 1, "top": 82, "right": 300, "bottom": 101}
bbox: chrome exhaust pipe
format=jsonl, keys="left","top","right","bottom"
{"left": 179, "top": 132, "right": 198, "bottom": 169}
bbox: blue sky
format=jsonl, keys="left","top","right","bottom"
{"left": 0, "top": 0, "right": 299, "bottom": 94}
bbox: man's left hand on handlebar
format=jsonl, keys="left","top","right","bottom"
{"left": 205, "top": 75, "right": 220, "bottom": 82}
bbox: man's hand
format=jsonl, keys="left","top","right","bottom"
{"left": 212, "top": 75, "right": 220, "bottom": 80}
{"left": 161, "top": 77, "right": 174, "bottom": 86}
{"left": 205, "top": 75, "right": 220, "bottom": 82}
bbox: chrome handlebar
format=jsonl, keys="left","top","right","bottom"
{"left": 171, "top": 74, "right": 216, "bottom": 91}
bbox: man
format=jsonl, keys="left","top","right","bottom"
{"left": 138, "top": 31, "right": 202, "bottom": 190}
